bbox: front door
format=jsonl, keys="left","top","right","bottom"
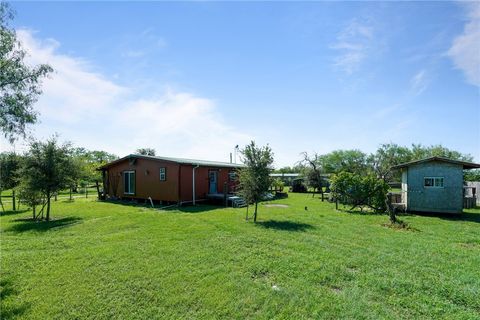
{"left": 209, "top": 171, "right": 218, "bottom": 194}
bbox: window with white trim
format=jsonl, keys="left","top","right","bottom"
{"left": 424, "top": 177, "right": 444, "bottom": 188}
{"left": 159, "top": 167, "right": 166, "bottom": 181}
{"left": 124, "top": 171, "right": 135, "bottom": 194}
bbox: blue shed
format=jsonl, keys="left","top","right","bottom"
{"left": 391, "top": 157, "right": 480, "bottom": 214}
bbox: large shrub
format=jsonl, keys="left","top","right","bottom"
{"left": 330, "top": 172, "right": 389, "bottom": 212}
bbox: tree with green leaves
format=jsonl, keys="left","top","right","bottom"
{"left": 300, "top": 152, "right": 325, "bottom": 198}
{"left": 271, "top": 178, "right": 285, "bottom": 192}
{"left": 319, "top": 150, "right": 370, "bottom": 176}
{"left": 21, "top": 137, "right": 75, "bottom": 220}
{"left": 0, "top": 2, "right": 53, "bottom": 143}
{"left": 136, "top": 148, "right": 156, "bottom": 156}
{"left": 17, "top": 174, "right": 42, "bottom": 219}
{"left": 410, "top": 144, "right": 473, "bottom": 162}
{"left": 371, "top": 143, "right": 474, "bottom": 182}
{"left": 369, "top": 143, "right": 413, "bottom": 182}
{"left": 0, "top": 151, "right": 21, "bottom": 211}
{"left": 273, "top": 165, "right": 303, "bottom": 173}
{"left": 238, "top": 141, "right": 274, "bottom": 222}
{"left": 464, "top": 169, "right": 480, "bottom": 182}
{"left": 70, "top": 148, "right": 117, "bottom": 198}
{"left": 330, "top": 171, "right": 389, "bottom": 213}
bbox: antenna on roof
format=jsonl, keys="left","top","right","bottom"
{"left": 234, "top": 145, "right": 239, "bottom": 164}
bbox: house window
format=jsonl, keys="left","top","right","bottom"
{"left": 228, "top": 171, "right": 237, "bottom": 182}
{"left": 124, "top": 171, "right": 135, "bottom": 194}
{"left": 159, "top": 167, "right": 166, "bottom": 181}
{"left": 424, "top": 177, "right": 444, "bottom": 188}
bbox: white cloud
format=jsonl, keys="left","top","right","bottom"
{"left": 410, "top": 69, "right": 429, "bottom": 96}
{"left": 17, "top": 30, "right": 127, "bottom": 124}
{"left": 331, "top": 19, "right": 375, "bottom": 74}
{"left": 11, "top": 29, "right": 251, "bottom": 162}
{"left": 447, "top": 2, "right": 480, "bottom": 87}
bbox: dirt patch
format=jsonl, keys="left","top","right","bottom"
{"left": 458, "top": 241, "right": 479, "bottom": 249}
{"left": 329, "top": 286, "right": 342, "bottom": 294}
{"left": 382, "top": 221, "right": 419, "bottom": 232}
{"left": 263, "top": 204, "right": 289, "bottom": 208}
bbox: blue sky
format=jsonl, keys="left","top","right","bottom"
{"left": 3, "top": 1, "right": 479, "bottom": 166}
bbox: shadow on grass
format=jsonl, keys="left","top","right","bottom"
{"left": 6, "top": 216, "right": 83, "bottom": 233}
{"left": 166, "top": 205, "right": 220, "bottom": 214}
{"left": 342, "top": 209, "right": 382, "bottom": 216}
{"left": 0, "top": 278, "right": 30, "bottom": 319}
{"left": 414, "top": 211, "right": 480, "bottom": 224}
{"left": 103, "top": 199, "right": 220, "bottom": 213}
{"left": 340, "top": 208, "right": 414, "bottom": 218}
{"left": 256, "top": 220, "right": 315, "bottom": 232}
{"left": 0, "top": 209, "right": 29, "bottom": 217}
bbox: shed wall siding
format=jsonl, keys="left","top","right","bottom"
{"left": 401, "top": 169, "right": 408, "bottom": 204}
{"left": 103, "top": 158, "right": 238, "bottom": 203}
{"left": 406, "top": 162, "right": 463, "bottom": 213}
{"left": 105, "top": 158, "right": 180, "bottom": 202}
{"left": 179, "top": 166, "right": 235, "bottom": 202}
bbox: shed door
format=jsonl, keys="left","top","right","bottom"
{"left": 209, "top": 171, "right": 218, "bottom": 194}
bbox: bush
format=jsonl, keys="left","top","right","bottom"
{"left": 271, "top": 178, "right": 285, "bottom": 192}
{"left": 330, "top": 172, "right": 389, "bottom": 212}
{"left": 291, "top": 178, "right": 307, "bottom": 193}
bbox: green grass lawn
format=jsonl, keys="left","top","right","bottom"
{"left": 1, "top": 193, "right": 479, "bottom": 319}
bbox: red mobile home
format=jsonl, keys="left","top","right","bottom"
{"left": 98, "top": 154, "right": 244, "bottom": 204}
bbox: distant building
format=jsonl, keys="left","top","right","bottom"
{"left": 465, "top": 181, "right": 480, "bottom": 206}
{"left": 99, "top": 154, "right": 244, "bottom": 205}
{"left": 391, "top": 157, "right": 480, "bottom": 214}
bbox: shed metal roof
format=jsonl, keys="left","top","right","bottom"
{"left": 99, "top": 154, "right": 246, "bottom": 170}
{"left": 390, "top": 156, "right": 480, "bottom": 170}
{"left": 270, "top": 173, "right": 301, "bottom": 177}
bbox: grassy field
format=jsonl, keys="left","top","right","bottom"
{"left": 1, "top": 193, "right": 479, "bottom": 319}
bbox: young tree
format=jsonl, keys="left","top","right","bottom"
{"left": 0, "top": 2, "right": 53, "bottom": 143}
{"left": 136, "top": 148, "right": 156, "bottom": 156}
{"left": 17, "top": 175, "right": 42, "bottom": 219}
{"left": 0, "top": 151, "right": 21, "bottom": 211}
{"left": 238, "top": 141, "right": 274, "bottom": 222}
{"left": 21, "top": 137, "right": 75, "bottom": 221}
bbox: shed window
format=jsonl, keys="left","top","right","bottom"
{"left": 124, "top": 171, "right": 135, "bottom": 194}
{"left": 159, "top": 167, "right": 166, "bottom": 181}
{"left": 424, "top": 177, "right": 444, "bottom": 188}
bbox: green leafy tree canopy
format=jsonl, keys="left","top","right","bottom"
{"left": 20, "top": 136, "right": 75, "bottom": 220}
{"left": 0, "top": 2, "right": 53, "bottom": 142}
{"left": 238, "top": 141, "right": 274, "bottom": 222}
{"left": 136, "top": 148, "right": 156, "bottom": 156}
